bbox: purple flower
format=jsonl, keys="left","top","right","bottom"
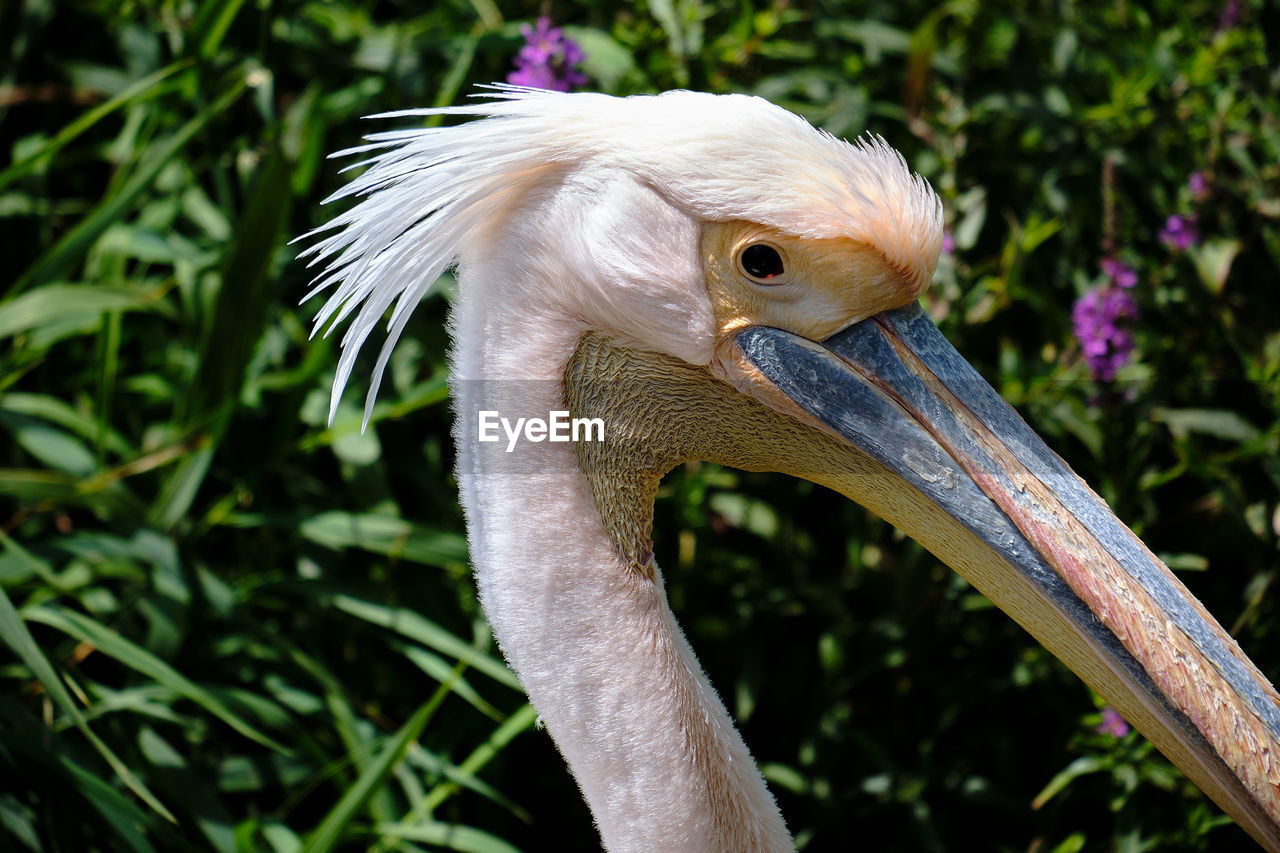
{"left": 941, "top": 230, "right": 955, "bottom": 256}
{"left": 1217, "top": 0, "right": 1241, "bottom": 31}
{"left": 1100, "top": 258, "right": 1137, "bottom": 289}
{"left": 1188, "top": 171, "right": 1209, "bottom": 201}
{"left": 1096, "top": 706, "right": 1130, "bottom": 738}
{"left": 1159, "top": 214, "right": 1199, "bottom": 251}
{"left": 507, "top": 17, "right": 588, "bottom": 92}
{"left": 1073, "top": 280, "right": 1139, "bottom": 382}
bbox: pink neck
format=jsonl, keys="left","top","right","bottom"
{"left": 448, "top": 263, "right": 791, "bottom": 851}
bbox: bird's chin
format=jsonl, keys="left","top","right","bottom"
{"left": 713, "top": 302, "right": 1280, "bottom": 849}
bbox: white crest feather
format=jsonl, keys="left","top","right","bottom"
{"left": 296, "top": 85, "right": 943, "bottom": 425}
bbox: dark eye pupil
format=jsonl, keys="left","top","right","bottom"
{"left": 741, "top": 244, "right": 784, "bottom": 280}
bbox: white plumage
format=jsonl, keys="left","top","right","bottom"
{"left": 297, "top": 86, "right": 942, "bottom": 424}
{"left": 298, "top": 86, "right": 1280, "bottom": 853}
{"left": 298, "top": 87, "right": 936, "bottom": 852}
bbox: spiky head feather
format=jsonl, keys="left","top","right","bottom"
{"left": 297, "top": 86, "right": 943, "bottom": 422}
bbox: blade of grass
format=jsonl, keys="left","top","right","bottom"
{"left": 188, "top": 144, "right": 293, "bottom": 421}
{"left": 138, "top": 726, "right": 238, "bottom": 853}
{"left": 462, "top": 0, "right": 501, "bottom": 31}
{"left": 0, "top": 432, "right": 206, "bottom": 522}
{"left": 0, "top": 282, "right": 175, "bottom": 340}
{"left": 150, "top": 145, "right": 293, "bottom": 529}
{"left": 299, "top": 512, "right": 467, "bottom": 568}
{"left": 297, "top": 373, "right": 450, "bottom": 450}
{"left": 428, "top": 25, "right": 482, "bottom": 126}
{"left": 96, "top": 308, "right": 122, "bottom": 462}
{"left": 274, "top": 643, "right": 511, "bottom": 825}
{"left": 23, "top": 604, "right": 289, "bottom": 753}
{"left": 11, "top": 69, "right": 252, "bottom": 295}
{"left": 1032, "top": 755, "right": 1108, "bottom": 810}
{"left": 51, "top": 685, "right": 186, "bottom": 732}
{"left": 330, "top": 595, "right": 519, "bottom": 689}
{"left": 418, "top": 705, "right": 538, "bottom": 815}
{"left": 400, "top": 745, "right": 529, "bottom": 821}
{"left": 0, "top": 577, "right": 176, "bottom": 822}
{"left": 0, "top": 467, "right": 146, "bottom": 524}
{"left": 0, "top": 60, "right": 194, "bottom": 193}
{"left": 0, "top": 392, "right": 136, "bottom": 458}
{"left": 396, "top": 642, "right": 501, "bottom": 720}
{"left": 148, "top": 443, "right": 214, "bottom": 532}
{"left": 59, "top": 752, "right": 164, "bottom": 853}
{"left": 372, "top": 820, "right": 520, "bottom": 853}
{"left": 0, "top": 530, "right": 69, "bottom": 590}
{"left": 301, "top": 685, "right": 451, "bottom": 853}
{"left": 192, "top": 0, "right": 252, "bottom": 60}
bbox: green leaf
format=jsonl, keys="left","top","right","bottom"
{"left": 330, "top": 425, "right": 381, "bottom": 466}
{"left": 0, "top": 392, "right": 135, "bottom": 458}
{"left": 0, "top": 283, "right": 173, "bottom": 341}
{"left": 396, "top": 642, "right": 501, "bottom": 720}
{"left": 149, "top": 444, "right": 214, "bottom": 532}
{"left": 23, "top": 604, "right": 289, "bottom": 753}
{"left": 1032, "top": 755, "right": 1107, "bottom": 810}
{"left": 137, "top": 727, "right": 237, "bottom": 853}
{"left": 401, "top": 743, "right": 527, "bottom": 817}
{"left": 181, "top": 185, "right": 232, "bottom": 242}
{"left": 299, "top": 512, "right": 468, "bottom": 567}
{"left": 1191, "top": 237, "right": 1241, "bottom": 295}
{"left": 760, "top": 762, "right": 809, "bottom": 794}
{"left": 815, "top": 19, "right": 912, "bottom": 62}
{"left": 260, "top": 821, "right": 303, "bottom": 853}
{"left": 50, "top": 685, "right": 186, "bottom": 732}
{"left": 1158, "top": 552, "right": 1209, "bottom": 572}
{"left": 330, "top": 595, "right": 519, "bottom": 690}
{"left": 1051, "top": 833, "right": 1087, "bottom": 853}
{"left": 419, "top": 705, "right": 538, "bottom": 813}
{"left": 187, "top": 144, "right": 293, "bottom": 422}
{"left": 191, "top": 0, "right": 252, "bottom": 59}
{"left": 709, "top": 492, "right": 779, "bottom": 538}
{"left": 1150, "top": 407, "right": 1260, "bottom": 443}
{"left": 12, "top": 71, "right": 250, "bottom": 294}
{"left": 0, "top": 573, "right": 175, "bottom": 822}
{"left": 565, "top": 27, "right": 637, "bottom": 89}
{"left": 0, "top": 410, "right": 97, "bottom": 476}
{"left": 953, "top": 187, "right": 987, "bottom": 251}
{"left": 648, "top": 0, "right": 686, "bottom": 58}
{"left": 0, "top": 61, "right": 193, "bottom": 193}
{"left": 301, "top": 699, "right": 436, "bottom": 853}
{"left": 371, "top": 820, "right": 522, "bottom": 853}
{"left": 59, "top": 753, "right": 164, "bottom": 853}
{"left": 298, "top": 373, "right": 450, "bottom": 450}
{"left": 97, "top": 223, "right": 206, "bottom": 266}
{"left": 217, "top": 755, "right": 315, "bottom": 793}
{"left": 0, "top": 793, "right": 40, "bottom": 850}
{"left": 463, "top": 0, "right": 501, "bottom": 30}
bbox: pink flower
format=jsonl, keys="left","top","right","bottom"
{"left": 1188, "top": 171, "right": 1209, "bottom": 201}
{"left": 1100, "top": 258, "right": 1137, "bottom": 289}
{"left": 1073, "top": 277, "right": 1139, "bottom": 382}
{"left": 1217, "top": 0, "right": 1241, "bottom": 31}
{"left": 1159, "top": 214, "right": 1199, "bottom": 251}
{"left": 1096, "top": 706, "right": 1130, "bottom": 738}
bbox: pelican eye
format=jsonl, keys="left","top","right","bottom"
{"left": 739, "top": 243, "right": 785, "bottom": 282}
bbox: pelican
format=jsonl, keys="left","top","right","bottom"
{"left": 299, "top": 87, "right": 1280, "bottom": 852}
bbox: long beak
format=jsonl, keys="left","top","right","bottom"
{"left": 732, "top": 303, "right": 1280, "bottom": 850}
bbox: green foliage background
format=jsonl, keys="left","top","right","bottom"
{"left": 2, "top": 0, "right": 1279, "bottom": 850}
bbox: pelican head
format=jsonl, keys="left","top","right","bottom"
{"left": 300, "top": 87, "right": 1280, "bottom": 851}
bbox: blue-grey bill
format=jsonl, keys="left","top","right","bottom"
{"left": 734, "top": 303, "right": 1280, "bottom": 850}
